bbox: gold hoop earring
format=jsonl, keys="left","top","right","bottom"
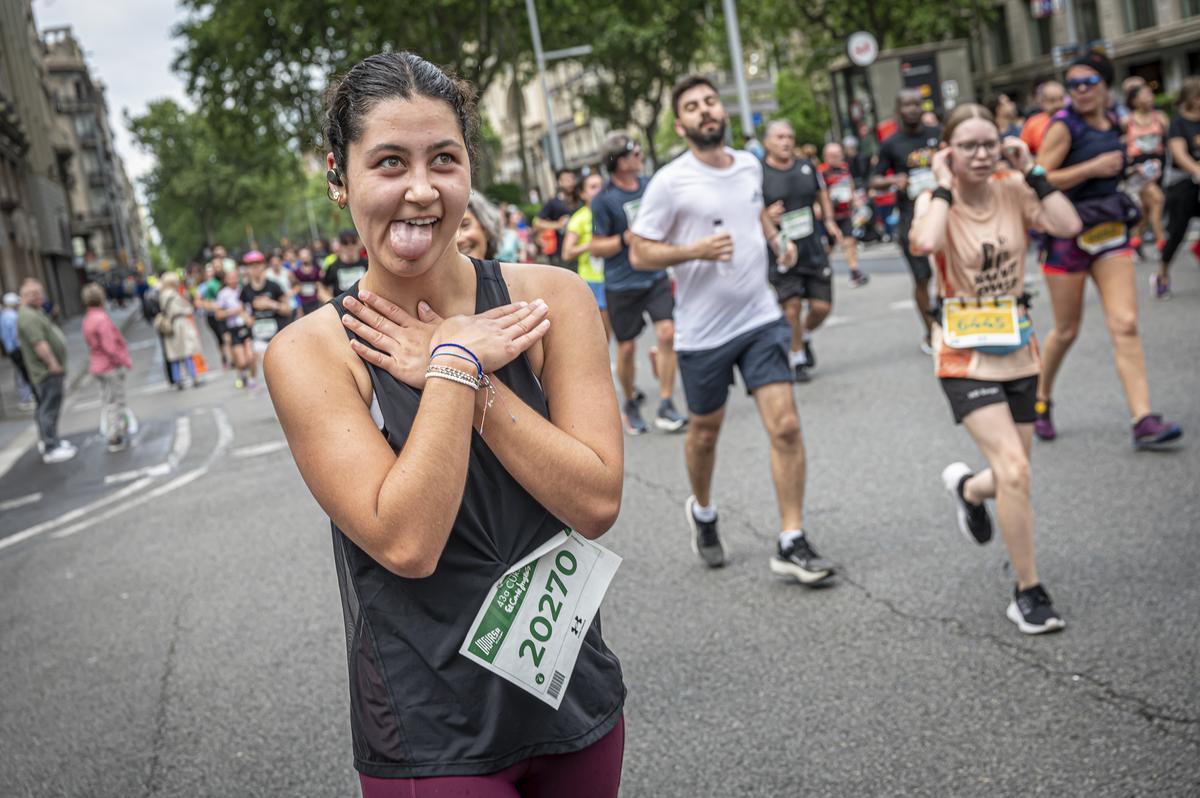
{"left": 337, "top": 192, "right": 348, "bottom": 210}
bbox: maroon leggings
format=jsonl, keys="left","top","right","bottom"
{"left": 358, "top": 716, "right": 624, "bottom": 798}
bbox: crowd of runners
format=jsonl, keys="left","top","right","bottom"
{"left": 164, "top": 49, "right": 1192, "bottom": 796}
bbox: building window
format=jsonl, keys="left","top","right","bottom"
{"left": 990, "top": 6, "right": 1013, "bottom": 67}
{"left": 1125, "top": 0, "right": 1157, "bottom": 30}
{"left": 1077, "top": 0, "right": 1103, "bottom": 41}
{"left": 1184, "top": 0, "right": 1200, "bottom": 17}
{"left": 1031, "top": 11, "right": 1054, "bottom": 56}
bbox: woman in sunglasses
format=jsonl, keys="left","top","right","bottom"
{"left": 910, "top": 103, "right": 1080, "bottom": 634}
{"left": 1034, "top": 52, "right": 1182, "bottom": 449}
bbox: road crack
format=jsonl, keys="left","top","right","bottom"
{"left": 144, "top": 600, "right": 185, "bottom": 797}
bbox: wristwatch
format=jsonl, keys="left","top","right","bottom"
{"left": 1026, "top": 164, "right": 1047, "bottom": 178}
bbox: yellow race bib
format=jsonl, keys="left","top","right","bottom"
{"left": 1077, "top": 221, "right": 1127, "bottom": 255}
{"left": 942, "top": 297, "right": 1021, "bottom": 349}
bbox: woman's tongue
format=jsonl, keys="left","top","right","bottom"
{"left": 388, "top": 219, "right": 436, "bottom": 261}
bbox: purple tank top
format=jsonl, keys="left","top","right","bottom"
{"left": 1054, "top": 107, "right": 1125, "bottom": 203}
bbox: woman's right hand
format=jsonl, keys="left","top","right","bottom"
{"left": 1088, "top": 151, "right": 1124, "bottom": 179}
{"left": 429, "top": 300, "right": 550, "bottom": 374}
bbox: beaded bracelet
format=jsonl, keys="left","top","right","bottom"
{"left": 426, "top": 364, "right": 480, "bottom": 390}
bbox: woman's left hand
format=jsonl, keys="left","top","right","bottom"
{"left": 341, "top": 291, "right": 439, "bottom": 388}
{"left": 1003, "top": 136, "right": 1035, "bottom": 174}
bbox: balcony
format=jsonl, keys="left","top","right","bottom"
{"left": 55, "top": 97, "right": 94, "bottom": 115}
{"left": 79, "top": 132, "right": 98, "bottom": 149}
{"left": 86, "top": 171, "right": 108, "bottom": 189}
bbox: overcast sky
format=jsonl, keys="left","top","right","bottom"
{"left": 33, "top": 0, "right": 189, "bottom": 187}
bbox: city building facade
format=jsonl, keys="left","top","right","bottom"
{"left": 978, "top": 0, "right": 1200, "bottom": 103}
{"left": 0, "top": 0, "right": 78, "bottom": 314}
{"left": 42, "top": 25, "right": 145, "bottom": 279}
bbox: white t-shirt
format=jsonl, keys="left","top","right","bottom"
{"left": 632, "top": 148, "right": 781, "bottom": 351}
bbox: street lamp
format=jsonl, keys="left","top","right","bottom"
{"left": 721, "top": 0, "right": 756, "bottom": 144}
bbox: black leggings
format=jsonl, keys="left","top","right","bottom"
{"left": 1162, "top": 180, "right": 1200, "bottom": 267}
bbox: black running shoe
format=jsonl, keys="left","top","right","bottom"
{"left": 632, "top": 388, "right": 647, "bottom": 405}
{"left": 685, "top": 495, "right": 725, "bottom": 568}
{"left": 793, "top": 364, "right": 811, "bottom": 383}
{"left": 1006, "top": 583, "right": 1066, "bottom": 635}
{"left": 769, "top": 533, "right": 835, "bottom": 584}
{"left": 622, "top": 400, "right": 649, "bottom": 435}
{"left": 941, "top": 462, "right": 993, "bottom": 544}
{"left": 803, "top": 340, "right": 816, "bottom": 370}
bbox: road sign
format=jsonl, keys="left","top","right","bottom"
{"left": 847, "top": 32, "right": 879, "bottom": 67}
{"left": 942, "top": 80, "right": 959, "bottom": 99}
{"left": 1030, "top": 0, "right": 1061, "bottom": 19}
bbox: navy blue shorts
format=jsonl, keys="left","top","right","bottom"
{"left": 676, "top": 318, "right": 792, "bottom": 416}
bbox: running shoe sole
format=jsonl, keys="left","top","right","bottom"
{"left": 685, "top": 496, "right": 725, "bottom": 568}
{"left": 768, "top": 557, "right": 833, "bottom": 584}
{"left": 941, "top": 462, "right": 990, "bottom": 545}
{"left": 654, "top": 415, "right": 687, "bottom": 432}
{"left": 1134, "top": 429, "right": 1183, "bottom": 451}
{"left": 1006, "top": 601, "right": 1066, "bottom": 635}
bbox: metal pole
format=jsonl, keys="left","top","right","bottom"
{"left": 305, "top": 198, "right": 319, "bottom": 243}
{"left": 720, "top": 0, "right": 756, "bottom": 142}
{"left": 524, "top": 0, "right": 564, "bottom": 171}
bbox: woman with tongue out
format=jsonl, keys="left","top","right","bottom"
{"left": 264, "top": 53, "right": 626, "bottom": 795}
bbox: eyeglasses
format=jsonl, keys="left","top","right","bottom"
{"left": 952, "top": 140, "right": 1001, "bottom": 154}
{"left": 1066, "top": 75, "right": 1102, "bottom": 92}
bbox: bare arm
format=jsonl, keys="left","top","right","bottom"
{"left": 629, "top": 234, "right": 704, "bottom": 271}
{"left": 908, "top": 191, "right": 949, "bottom": 256}
{"left": 344, "top": 268, "right": 623, "bottom": 539}
{"left": 1038, "top": 121, "right": 1114, "bottom": 190}
{"left": 589, "top": 232, "right": 625, "bottom": 259}
{"left": 476, "top": 268, "right": 623, "bottom": 538}
{"left": 33, "top": 340, "right": 63, "bottom": 373}
{"left": 1033, "top": 187, "right": 1082, "bottom": 238}
{"left": 561, "top": 230, "right": 588, "bottom": 262}
{"left": 817, "top": 189, "right": 841, "bottom": 241}
{"left": 266, "top": 321, "right": 476, "bottom": 577}
{"left": 1169, "top": 137, "right": 1200, "bottom": 180}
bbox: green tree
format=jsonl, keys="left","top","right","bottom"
{"left": 773, "top": 71, "right": 831, "bottom": 149}
{"left": 174, "top": 0, "right": 533, "bottom": 157}
{"left": 551, "top": 0, "right": 709, "bottom": 170}
{"left": 128, "top": 99, "right": 308, "bottom": 264}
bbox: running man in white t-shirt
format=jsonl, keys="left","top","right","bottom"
{"left": 630, "top": 75, "right": 836, "bottom": 584}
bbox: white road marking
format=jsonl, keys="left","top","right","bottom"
{"left": 231, "top": 440, "right": 288, "bottom": 459}
{"left": 71, "top": 381, "right": 172, "bottom": 412}
{"left": 0, "top": 426, "right": 37, "bottom": 480}
{"left": 0, "top": 492, "right": 42, "bottom": 511}
{"left": 889, "top": 299, "right": 916, "bottom": 310}
{"left": 128, "top": 339, "right": 157, "bottom": 351}
{"left": 103, "top": 415, "right": 191, "bottom": 485}
{"left": 53, "top": 408, "right": 234, "bottom": 542}
{"left": 0, "top": 477, "right": 154, "bottom": 552}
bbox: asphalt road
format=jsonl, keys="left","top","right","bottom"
{"left": 1, "top": 247, "right": 1197, "bottom": 797}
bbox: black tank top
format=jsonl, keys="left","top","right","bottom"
{"left": 330, "top": 257, "right": 624, "bottom": 779}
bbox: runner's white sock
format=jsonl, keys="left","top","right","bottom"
{"left": 692, "top": 502, "right": 717, "bottom": 522}
{"left": 779, "top": 529, "right": 805, "bottom": 547}
{"left": 802, "top": 331, "right": 813, "bottom": 342}
{"left": 789, "top": 349, "right": 807, "bottom": 366}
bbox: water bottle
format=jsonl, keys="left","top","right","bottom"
{"left": 713, "top": 218, "right": 731, "bottom": 276}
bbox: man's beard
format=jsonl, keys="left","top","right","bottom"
{"left": 683, "top": 116, "right": 726, "bottom": 149}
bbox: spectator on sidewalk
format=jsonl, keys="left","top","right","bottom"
{"left": 158, "top": 272, "right": 202, "bottom": 389}
{"left": 2, "top": 292, "right": 36, "bottom": 411}
{"left": 17, "top": 278, "right": 75, "bottom": 463}
{"left": 81, "top": 283, "right": 133, "bottom": 451}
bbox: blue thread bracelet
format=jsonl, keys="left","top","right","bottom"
{"left": 430, "top": 343, "right": 482, "bottom": 376}
{"left": 429, "top": 351, "right": 480, "bottom": 377}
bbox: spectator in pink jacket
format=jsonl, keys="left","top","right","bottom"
{"left": 81, "top": 283, "right": 133, "bottom": 451}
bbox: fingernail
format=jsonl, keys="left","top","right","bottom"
{"left": 517, "top": 301, "right": 528, "bottom": 308}
{"left": 418, "top": 301, "right": 430, "bottom": 313}
{"left": 359, "top": 290, "right": 371, "bottom": 300}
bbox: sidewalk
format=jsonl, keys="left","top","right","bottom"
{"left": 0, "top": 303, "right": 144, "bottom": 456}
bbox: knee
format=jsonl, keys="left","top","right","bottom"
{"left": 769, "top": 412, "right": 802, "bottom": 450}
{"left": 617, "top": 340, "right": 635, "bottom": 359}
{"left": 1054, "top": 320, "right": 1081, "bottom": 344}
{"left": 994, "top": 452, "right": 1031, "bottom": 495}
{"left": 1106, "top": 312, "right": 1138, "bottom": 340}
{"left": 808, "top": 301, "right": 832, "bottom": 321}
{"left": 687, "top": 421, "right": 721, "bottom": 451}
{"left": 655, "top": 321, "right": 675, "bottom": 350}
